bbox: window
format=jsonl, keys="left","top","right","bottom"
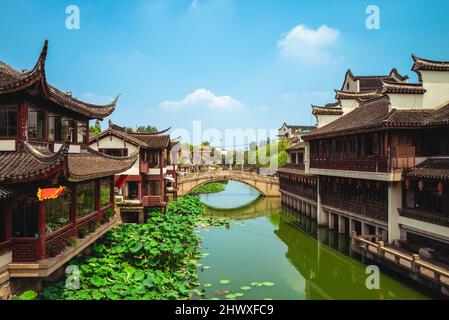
{"left": 126, "top": 181, "right": 139, "bottom": 200}
{"left": 45, "top": 189, "right": 71, "bottom": 233}
{"left": 48, "top": 114, "right": 63, "bottom": 142}
{"left": 148, "top": 151, "right": 159, "bottom": 167}
{"left": 62, "top": 118, "right": 76, "bottom": 143}
{"left": 291, "top": 153, "right": 297, "bottom": 164}
{"left": 77, "top": 181, "right": 96, "bottom": 218}
{"left": 12, "top": 197, "right": 39, "bottom": 238}
{"left": 0, "top": 106, "right": 18, "bottom": 137}
{"left": 100, "top": 177, "right": 112, "bottom": 207}
{"left": 77, "top": 122, "right": 87, "bottom": 144}
{"left": 99, "top": 148, "right": 128, "bottom": 157}
{"left": 149, "top": 181, "right": 159, "bottom": 196}
{"left": 28, "top": 108, "right": 46, "bottom": 140}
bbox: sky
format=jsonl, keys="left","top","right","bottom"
{"left": 1, "top": 0, "right": 449, "bottom": 144}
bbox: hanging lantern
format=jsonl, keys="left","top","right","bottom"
{"left": 437, "top": 182, "right": 444, "bottom": 196}
{"left": 405, "top": 179, "right": 411, "bottom": 190}
{"left": 418, "top": 180, "right": 424, "bottom": 191}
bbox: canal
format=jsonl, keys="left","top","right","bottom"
{"left": 195, "top": 180, "right": 435, "bottom": 300}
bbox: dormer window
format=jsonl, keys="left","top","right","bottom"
{"left": 0, "top": 106, "right": 18, "bottom": 137}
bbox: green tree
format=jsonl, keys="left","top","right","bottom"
{"left": 135, "top": 125, "right": 158, "bottom": 133}
{"left": 89, "top": 120, "right": 102, "bottom": 136}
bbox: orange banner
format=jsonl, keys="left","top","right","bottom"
{"left": 37, "top": 186, "right": 65, "bottom": 201}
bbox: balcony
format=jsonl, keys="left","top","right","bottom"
{"left": 399, "top": 208, "right": 449, "bottom": 228}
{"left": 390, "top": 145, "right": 415, "bottom": 169}
{"left": 142, "top": 195, "right": 165, "bottom": 207}
{"left": 139, "top": 162, "right": 149, "bottom": 174}
{"left": 310, "top": 158, "right": 388, "bottom": 173}
{"left": 322, "top": 197, "right": 387, "bottom": 222}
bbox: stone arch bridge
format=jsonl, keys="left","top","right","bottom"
{"left": 177, "top": 170, "right": 280, "bottom": 197}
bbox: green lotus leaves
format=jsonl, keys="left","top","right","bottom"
{"left": 240, "top": 286, "right": 252, "bottom": 291}
{"left": 219, "top": 280, "right": 231, "bottom": 284}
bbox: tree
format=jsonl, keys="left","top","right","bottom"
{"left": 89, "top": 120, "right": 102, "bottom": 136}
{"left": 135, "top": 125, "right": 158, "bottom": 133}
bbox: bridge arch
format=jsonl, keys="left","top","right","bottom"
{"left": 177, "top": 170, "right": 280, "bottom": 197}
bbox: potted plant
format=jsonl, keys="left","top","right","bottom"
{"left": 67, "top": 236, "right": 77, "bottom": 247}
{"left": 78, "top": 226, "right": 88, "bottom": 239}
{"left": 47, "top": 243, "right": 59, "bottom": 257}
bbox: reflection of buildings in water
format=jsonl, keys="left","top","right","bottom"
{"left": 205, "top": 197, "right": 282, "bottom": 221}
{"left": 275, "top": 209, "right": 421, "bottom": 300}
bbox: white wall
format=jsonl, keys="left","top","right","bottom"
{"left": 90, "top": 135, "right": 140, "bottom": 175}
{"left": 388, "top": 93, "right": 424, "bottom": 109}
{"left": 421, "top": 71, "right": 449, "bottom": 109}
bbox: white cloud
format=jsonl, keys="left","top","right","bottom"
{"left": 81, "top": 92, "right": 115, "bottom": 105}
{"left": 278, "top": 24, "right": 340, "bottom": 63}
{"left": 159, "top": 89, "right": 244, "bottom": 112}
{"left": 191, "top": 0, "right": 199, "bottom": 8}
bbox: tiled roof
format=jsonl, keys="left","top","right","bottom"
{"left": 412, "top": 55, "right": 449, "bottom": 72}
{"left": 381, "top": 80, "right": 426, "bottom": 94}
{"left": 0, "top": 186, "right": 13, "bottom": 200}
{"left": 67, "top": 148, "right": 138, "bottom": 182}
{"left": 0, "top": 40, "right": 118, "bottom": 119}
{"left": 312, "top": 101, "right": 343, "bottom": 116}
{"left": 0, "top": 141, "right": 67, "bottom": 183}
{"left": 280, "top": 123, "right": 316, "bottom": 131}
{"left": 405, "top": 158, "right": 449, "bottom": 181}
{"left": 286, "top": 142, "right": 305, "bottom": 151}
{"left": 344, "top": 69, "right": 409, "bottom": 92}
{"left": 0, "top": 141, "right": 138, "bottom": 184}
{"left": 90, "top": 121, "right": 172, "bottom": 149}
{"left": 304, "top": 95, "right": 449, "bottom": 140}
{"left": 335, "top": 89, "right": 383, "bottom": 100}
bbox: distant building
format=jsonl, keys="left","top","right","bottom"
{"left": 278, "top": 123, "right": 315, "bottom": 142}
{"left": 89, "top": 121, "right": 176, "bottom": 208}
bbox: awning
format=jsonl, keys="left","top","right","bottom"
{"left": 37, "top": 187, "right": 65, "bottom": 201}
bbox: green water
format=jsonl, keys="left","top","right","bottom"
{"left": 196, "top": 181, "right": 434, "bottom": 300}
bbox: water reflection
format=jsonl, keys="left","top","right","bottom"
{"left": 198, "top": 181, "right": 261, "bottom": 209}
{"left": 196, "top": 183, "right": 433, "bottom": 299}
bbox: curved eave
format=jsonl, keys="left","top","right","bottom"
{"left": 381, "top": 80, "right": 426, "bottom": 94}
{"left": 412, "top": 55, "right": 449, "bottom": 72}
{"left": 334, "top": 89, "right": 382, "bottom": 100}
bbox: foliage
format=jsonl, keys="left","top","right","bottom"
{"left": 15, "top": 290, "right": 38, "bottom": 300}
{"left": 40, "top": 196, "right": 206, "bottom": 300}
{"left": 67, "top": 237, "right": 77, "bottom": 247}
{"left": 134, "top": 125, "right": 158, "bottom": 133}
{"left": 89, "top": 120, "right": 102, "bottom": 136}
{"left": 78, "top": 226, "right": 89, "bottom": 238}
{"left": 191, "top": 181, "right": 227, "bottom": 195}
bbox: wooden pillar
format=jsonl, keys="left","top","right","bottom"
{"left": 37, "top": 202, "right": 46, "bottom": 260}
{"left": 95, "top": 180, "right": 101, "bottom": 223}
{"left": 110, "top": 177, "right": 115, "bottom": 206}
{"left": 159, "top": 150, "right": 164, "bottom": 199}
{"left": 4, "top": 202, "right": 12, "bottom": 241}
{"left": 72, "top": 185, "right": 78, "bottom": 235}
{"left": 137, "top": 181, "right": 142, "bottom": 200}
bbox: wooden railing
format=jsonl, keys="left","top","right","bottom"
{"left": 0, "top": 240, "right": 11, "bottom": 255}
{"left": 352, "top": 233, "right": 449, "bottom": 288}
{"left": 12, "top": 238, "right": 39, "bottom": 262}
{"left": 45, "top": 224, "right": 76, "bottom": 256}
{"left": 399, "top": 208, "right": 449, "bottom": 227}
{"left": 322, "top": 197, "right": 387, "bottom": 221}
{"left": 280, "top": 184, "right": 316, "bottom": 202}
{"left": 77, "top": 211, "right": 99, "bottom": 231}
{"left": 142, "top": 195, "right": 165, "bottom": 207}
{"left": 310, "top": 158, "right": 388, "bottom": 173}
{"left": 390, "top": 145, "right": 415, "bottom": 169}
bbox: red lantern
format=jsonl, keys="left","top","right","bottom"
{"left": 437, "top": 182, "right": 444, "bottom": 196}
{"left": 418, "top": 180, "right": 424, "bottom": 191}
{"left": 405, "top": 179, "right": 411, "bottom": 190}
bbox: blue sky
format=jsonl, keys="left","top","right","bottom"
{"left": 1, "top": 0, "right": 449, "bottom": 142}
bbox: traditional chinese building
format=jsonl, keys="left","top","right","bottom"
{"left": 0, "top": 41, "right": 138, "bottom": 298}
{"left": 89, "top": 120, "right": 176, "bottom": 208}
{"left": 280, "top": 56, "right": 449, "bottom": 269}
{"left": 278, "top": 123, "right": 315, "bottom": 142}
